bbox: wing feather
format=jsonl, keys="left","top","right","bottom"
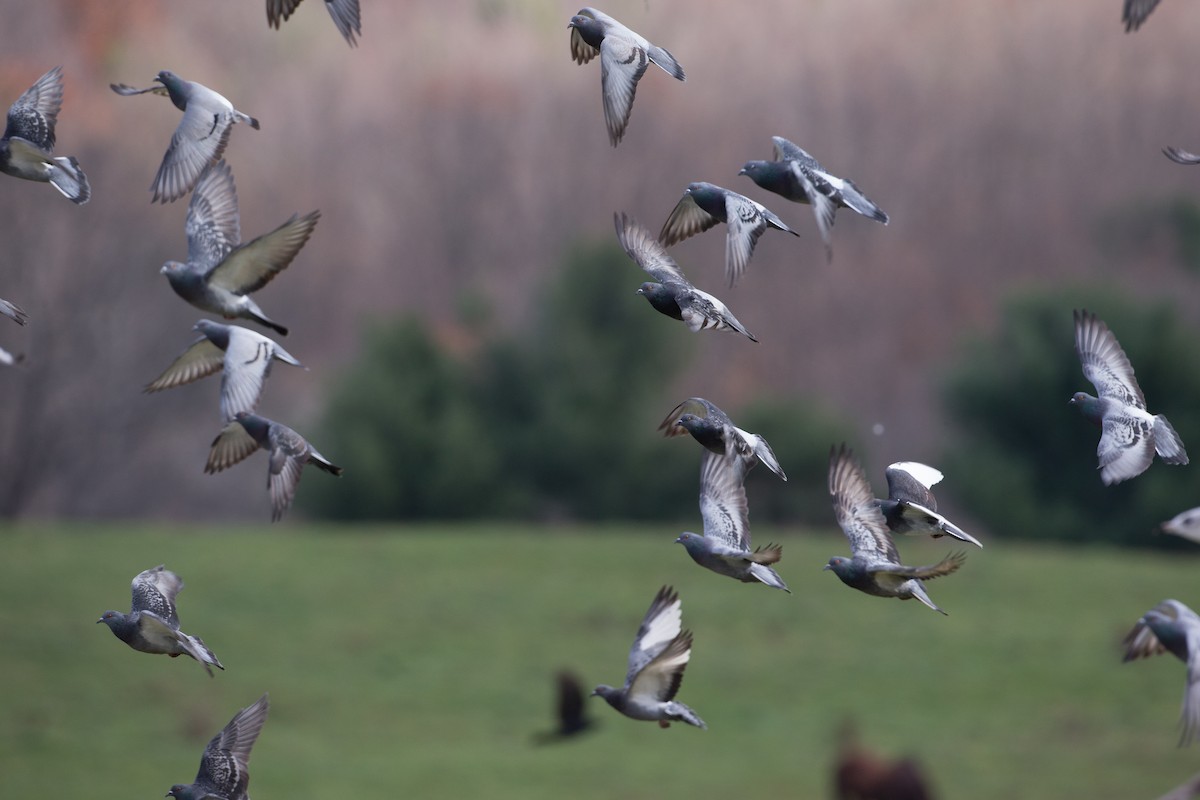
{"left": 208, "top": 211, "right": 319, "bottom": 294}
{"left": 1074, "top": 309, "right": 1145, "bottom": 409}
{"left": 144, "top": 338, "right": 225, "bottom": 393}
{"left": 614, "top": 212, "right": 688, "bottom": 284}
{"left": 659, "top": 192, "right": 719, "bottom": 248}
{"left": 829, "top": 445, "right": 900, "bottom": 563}
{"left": 698, "top": 449, "right": 751, "bottom": 550}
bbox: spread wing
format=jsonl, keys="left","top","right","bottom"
{"left": 207, "top": 210, "right": 319, "bottom": 294}
{"left": 723, "top": 193, "right": 771, "bottom": 287}
{"left": 1097, "top": 410, "right": 1155, "bottom": 485}
{"left": 698, "top": 449, "right": 751, "bottom": 551}
{"left": 1164, "top": 147, "right": 1200, "bottom": 165}
{"left": 659, "top": 191, "right": 719, "bottom": 248}
{"left": 1123, "top": 0, "right": 1162, "bottom": 31}
{"left": 829, "top": 445, "right": 900, "bottom": 563}
{"left": 614, "top": 212, "right": 688, "bottom": 284}
{"left": 153, "top": 98, "right": 234, "bottom": 204}
{"left": 196, "top": 694, "right": 269, "bottom": 796}
{"left": 219, "top": 330, "right": 274, "bottom": 421}
{"left": 627, "top": 629, "right": 692, "bottom": 705}
{"left": 1074, "top": 308, "right": 1146, "bottom": 409}
{"left": 187, "top": 161, "right": 241, "bottom": 271}
{"left": 205, "top": 420, "right": 261, "bottom": 474}
{"left": 144, "top": 338, "right": 225, "bottom": 393}
{"left": 5, "top": 66, "right": 63, "bottom": 150}
{"left": 657, "top": 397, "right": 722, "bottom": 438}
{"left": 884, "top": 462, "right": 943, "bottom": 509}
{"left": 1123, "top": 600, "right": 1193, "bottom": 662}
{"left": 130, "top": 565, "right": 183, "bottom": 626}
{"left": 598, "top": 31, "right": 649, "bottom": 146}
{"left": 624, "top": 586, "right": 682, "bottom": 687}
{"left": 872, "top": 550, "right": 966, "bottom": 581}
{"left": 791, "top": 161, "right": 836, "bottom": 260}
{"left": 267, "top": 423, "right": 312, "bottom": 521}
{"left": 772, "top": 136, "right": 814, "bottom": 164}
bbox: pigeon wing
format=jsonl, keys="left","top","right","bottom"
{"left": 205, "top": 420, "right": 261, "bottom": 474}
{"left": 657, "top": 397, "right": 722, "bottom": 438}
{"left": 722, "top": 193, "right": 770, "bottom": 287}
{"left": 1123, "top": 0, "right": 1162, "bottom": 31}
{"left": 569, "top": 7, "right": 603, "bottom": 65}
{"left": 0, "top": 298, "right": 28, "bottom": 325}
{"left": 1123, "top": 600, "right": 1185, "bottom": 662}
{"left": 196, "top": 694, "right": 269, "bottom": 796}
{"left": 598, "top": 33, "right": 649, "bottom": 146}
{"left": 771, "top": 135, "right": 813, "bottom": 164}
{"left": 187, "top": 161, "right": 241, "bottom": 271}
{"left": 614, "top": 212, "right": 688, "bottom": 284}
{"left": 699, "top": 449, "right": 751, "bottom": 550}
{"left": 153, "top": 100, "right": 234, "bottom": 204}
{"left": 1183, "top": 624, "right": 1200, "bottom": 745}
{"left": 1097, "top": 410, "right": 1155, "bottom": 486}
{"left": 884, "top": 462, "right": 943, "bottom": 509}
{"left": 1074, "top": 309, "right": 1146, "bottom": 409}
{"left": 623, "top": 586, "right": 682, "bottom": 687}
{"left": 659, "top": 192, "right": 719, "bottom": 248}
{"left": 1164, "top": 147, "right": 1200, "bottom": 165}
{"left": 219, "top": 330, "right": 274, "bottom": 421}
{"left": 4, "top": 66, "right": 63, "bottom": 150}
{"left": 627, "top": 629, "right": 692, "bottom": 704}
{"left": 790, "top": 161, "right": 836, "bottom": 260}
{"left": 323, "top": 0, "right": 362, "bottom": 45}
{"left": 130, "top": 565, "right": 183, "bottom": 626}
{"left": 144, "top": 338, "right": 225, "bottom": 393}
{"left": 207, "top": 211, "right": 319, "bottom": 294}
{"left": 872, "top": 551, "right": 966, "bottom": 581}
{"left": 829, "top": 445, "right": 900, "bottom": 563}
{"left": 267, "top": 424, "right": 311, "bottom": 521}
{"left": 266, "top": 0, "right": 303, "bottom": 27}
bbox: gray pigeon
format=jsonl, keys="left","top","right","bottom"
{"left": 206, "top": 412, "right": 343, "bottom": 521}
{"left": 111, "top": 71, "right": 259, "bottom": 203}
{"left": 97, "top": 565, "right": 224, "bottom": 676}
{"left": 1164, "top": 146, "right": 1200, "bottom": 165}
{"left": 161, "top": 160, "right": 319, "bottom": 336}
{"left": 875, "top": 461, "right": 983, "bottom": 548}
{"left": 1162, "top": 507, "right": 1200, "bottom": 544}
{"left": 1124, "top": 0, "right": 1162, "bottom": 31}
{"left": 658, "top": 396, "right": 786, "bottom": 480}
{"left": 1070, "top": 308, "right": 1188, "bottom": 485}
{"left": 268, "top": 0, "right": 362, "bottom": 46}
{"left": 614, "top": 212, "right": 758, "bottom": 342}
{"left": 739, "top": 136, "right": 888, "bottom": 263}
{"left": 592, "top": 585, "right": 707, "bottom": 729}
{"left": 145, "top": 320, "right": 304, "bottom": 422}
{"left": 659, "top": 181, "right": 799, "bottom": 288}
{"left": 1, "top": 298, "right": 27, "bottom": 326}
{"left": 0, "top": 66, "right": 89, "bottom": 203}
{"left": 568, "top": 7, "right": 685, "bottom": 147}
{"left": 824, "top": 445, "right": 966, "bottom": 615}
{"left": 1123, "top": 599, "right": 1200, "bottom": 745}
{"left": 675, "top": 449, "right": 789, "bottom": 592}
{"left": 167, "top": 693, "right": 269, "bottom": 800}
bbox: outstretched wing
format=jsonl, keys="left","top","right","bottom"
{"left": 207, "top": 211, "right": 319, "bottom": 294}
{"left": 130, "top": 565, "right": 184, "bottom": 626}
{"left": 624, "top": 585, "right": 682, "bottom": 687}
{"left": 597, "top": 32, "right": 649, "bottom": 146}
{"left": 1123, "top": 0, "right": 1162, "bottom": 31}
{"left": 267, "top": 423, "right": 312, "bottom": 522}
{"left": 219, "top": 330, "right": 275, "bottom": 422}
{"left": 187, "top": 161, "right": 241, "bottom": 271}
{"left": 871, "top": 551, "right": 966, "bottom": 581}
{"left": 723, "top": 193, "right": 772, "bottom": 287}
{"left": 884, "top": 462, "right": 943, "bottom": 509}
{"left": 698, "top": 449, "right": 751, "bottom": 550}
{"left": 829, "top": 445, "right": 900, "bottom": 563}
{"left": 205, "top": 420, "right": 261, "bottom": 474}
{"left": 614, "top": 212, "right": 688, "bottom": 285}
{"left": 659, "top": 191, "right": 719, "bottom": 248}
{"left": 5, "top": 66, "right": 63, "bottom": 150}
{"left": 196, "top": 694, "right": 269, "bottom": 796}
{"left": 1074, "top": 308, "right": 1146, "bottom": 409}
{"left": 657, "top": 397, "right": 722, "bottom": 438}
{"left": 144, "top": 338, "right": 225, "bottom": 394}
{"left": 153, "top": 100, "right": 234, "bottom": 204}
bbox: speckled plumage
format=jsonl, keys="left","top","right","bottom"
{"left": 167, "top": 694, "right": 269, "bottom": 800}
{"left": 1123, "top": 600, "right": 1200, "bottom": 745}
{"left": 658, "top": 396, "right": 786, "bottom": 480}
{"left": 1, "top": 66, "right": 89, "bottom": 203}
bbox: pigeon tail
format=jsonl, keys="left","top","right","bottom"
{"left": 907, "top": 581, "right": 948, "bottom": 615}
{"left": 309, "top": 449, "right": 344, "bottom": 477}
{"left": 739, "top": 430, "right": 787, "bottom": 481}
{"left": 1155, "top": 415, "right": 1189, "bottom": 465}
{"left": 647, "top": 45, "right": 686, "bottom": 81}
{"left": 183, "top": 632, "right": 225, "bottom": 677}
{"left": 749, "top": 542, "right": 783, "bottom": 565}
{"left": 748, "top": 562, "right": 790, "bottom": 593}
{"left": 48, "top": 156, "right": 90, "bottom": 204}
{"left": 838, "top": 178, "right": 888, "bottom": 224}
{"left": 247, "top": 310, "right": 288, "bottom": 337}
{"left": 236, "top": 111, "right": 261, "bottom": 131}
{"left": 664, "top": 701, "right": 706, "bottom": 729}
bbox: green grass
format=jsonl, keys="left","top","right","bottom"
{"left": 1, "top": 523, "right": 1198, "bottom": 798}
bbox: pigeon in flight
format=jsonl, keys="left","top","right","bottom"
{"left": 111, "top": 71, "right": 259, "bottom": 203}
{"left": 0, "top": 298, "right": 27, "bottom": 326}
{"left": 1164, "top": 146, "right": 1200, "bottom": 165}
{"left": 592, "top": 585, "right": 706, "bottom": 729}
{"left": 568, "top": 7, "right": 685, "bottom": 146}
{"left": 739, "top": 136, "right": 888, "bottom": 263}
{"left": 161, "top": 160, "right": 319, "bottom": 336}
{"left": 206, "top": 412, "right": 343, "bottom": 521}
{"left": 145, "top": 320, "right": 304, "bottom": 422}
{"left": 658, "top": 396, "right": 786, "bottom": 480}
{"left": 1123, "top": 599, "right": 1200, "bottom": 745}
{"left": 1, "top": 66, "right": 89, "bottom": 203}
{"left": 659, "top": 182, "right": 798, "bottom": 288}
{"left": 166, "top": 693, "right": 269, "bottom": 800}
{"left": 875, "top": 462, "right": 982, "bottom": 548}
{"left": 267, "top": 0, "right": 362, "bottom": 46}
{"left": 614, "top": 212, "right": 758, "bottom": 341}
{"left": 1162, "top": 507, "right": 1200, "bottom": 544}
{"left": 97, "top": 565, "right": 224, "bottom": 676}
{"left": 676, "top": 450, "right": 789, "bottom": 592}
{"left": 1123, "top": 0, "right": 1162, "bottom": 31}
{"left": 1070, "top": 308, "right": 1188, "bottom": 485}
{"left": 825, "top": 445, "right": 966, "bottom": 614}
{"left": 533, "top": 670, "right": 596, "bottom": 743}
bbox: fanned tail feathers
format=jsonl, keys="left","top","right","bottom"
{"left": 48, "top": 156, "right": 89, "bottom": 204}
{"left": 1155, "top": 415, "right": 1189, "bottom": 465}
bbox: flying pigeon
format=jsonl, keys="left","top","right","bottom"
{"left": 739, "top": 136, "right": 888, "bottom": 263}
{"left": 659, "top": 181, "right": 799, "bottom": 288}
{"left": 0, "top": 66, "right": 89, "bottom": 203}
{"left": 592, "top": 585, "right": 706, "bottom": 729}
{"left": 206, "top": 412, "right": 343, "bottom": 521}
{"left": 824, "top": 445, "right": 966, "bottom": 615}
{"left": 1070, "top": 308, "right": 1188, "bottom": 485}
{"left": 658, "top": 396, "right": 786, "bottom": 480}
{"left": 1161, "top": 507, "right": 1200, "bottom": 544}
{"left": 568, "top": 7, "right": 685, "bottom": 147}
{"left": 160, "top": 160, "right": 319, "bottom": 336}
{"left": 875, "top": 462, "right": 982, "bottom": 548}
{"left": 533, "top": 670, "right": 596, "bottom": 743}
{"left": 97, "top": 565, "right": 224, "bottom": 676}
{"left": 1122, "top": 599, "right": 1200, "bottom": 745}
{"left": 145, "top": 320, "right": 304, "bottom": 422}
{"left": 111, "top": 71, "right": 259, "bottom": 203}
{"left": 614, "top": 212, "right": 758, "bottom": 342}
{"left": 1164, "top": 147, "right": 1200, "bottom": 165}
{"left": 1, "top": 298, "right": 27, "bottom": 326}
{"left": 1123, "top": 0, "right": 1162, "bottom": 31}
{"left": 166, "top": 693, "right": 269, "bottom": 800}
{"left": 675, "top": 450, "right": 790, "bottom": 592}
{"left": 267, "top": 0, "right": 362, "bottom": 46}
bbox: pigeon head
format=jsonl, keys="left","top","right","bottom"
{"left": 823, "top": 556, "right": 860, "bottom": 584}
{"left": 590, "top": 684, "right": 621, "bottom": 708}
{"left": 675, "top": 531, "right": 707, "bottom": 555}
{"left": 738, "top": 161, "right": 767, "bottom": 179}
{"left": 1142, "top": 610, "right": 1190, "bottom": 662}
{"left": 160, "top": 260, "right": 189, "bottom": 277}
{"left": 636, "top": 282, "right": 682, "bottom": 319}
{"left": 96, "top": 610, "right": 122, "bottom": 627}
{"left": 234, "top": 412, "right": 271, "bottom": 442}
{"left": 674, "top": 414, "right": 703, "bottom": 435}
{"left": 1162, "top": 508, "right": 1200, "bottom": 539}
{"left": 738, "top": 160, "right": 786, "bottom": 192}
{"left": 194, "top": 319, "right": 231, "bottom": 349}
{"left": 568, "top": 15, "right": 605, "bottom": 48}
{"left": 155, "top": 71, "right": 189, "bottom": 109}
{"left": 166, "top": 783, "right": 199, "bottom": 800}
{"left": 1068, "top": 392, "right": 1104, "bottom": 425}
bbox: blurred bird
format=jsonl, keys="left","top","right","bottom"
{"left": 614, "top": 212, "right": 757, "bottom": 341}
{"left": 1123, "top": 0, "right": 1162, "bottom": 31}
{"left": 160, "top": 160, "right": 319, "bottom": 336}
{"left": 145, "top": 320, "right": 304, "bottom": 422}
{"left": 658, "top": 396, "right": 786, "bottom": 480}
{"left": 0, "top": 298, "right": 27, "bottom": 326}
{"left": 875, "top": 461, "right": 982, "bottom": 548}
{"left": 166, "top": 693, "right": 269, "bottom": 800}
{"left": 825, "top": 445, "right": 966, "bottom": 615}
{"left": 1162, "top": 507, "right": 1200, "bottom": 544}
{"left": 659, "top": 181, "right": 799, "bottom": 287}
{"left": 267, "top": 0, "right": 362, "bottom": 46}
{"left": 0, "top": 346, "right": 22, "bottom": 367}
{"left": 1123, "top": 599, "right": 1200, "bottom": 746}
{"left": 568, "top": 7, "right": 685, "bottom": 147}
{"left": 739, "top": 136, "right": 888, "bottom": 263}
{"left": 675, "top": 450, "right": 789, "bottom": 592}
{"left": 592, "top": 586, "right": 706, "bottom": 730}
{"left": 97, "top": 565, "right": 224, "bottom": 677}
{"left": 206, "top": 412, "right": 343, "bottom": 521}
{"left": 111, "top": 71, "right": 259, "bottom": 203}
{"left": 1164, "top": 146, "right": 1200, "bottom": 165}
{"left": 1070, "top": 308, "right": 1188, "bottom": 485}
{"left": 0, "top": 66, "right": 89, "bottom": 203}
{"left": 533, "top": 670, "right": 596, "bottom": 743}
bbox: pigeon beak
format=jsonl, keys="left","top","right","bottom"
{"left": 95, "top": 617, "right": 104, "bottom": 624}
{"left": 737, "top": 167, "right": 747, "bottom": 176}
{"left": 674, "top": 535, "right": 684, "bottom": 544}
{"left": 822, "top": 564, "right": 833, "bottom": 571}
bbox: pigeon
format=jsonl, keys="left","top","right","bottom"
{"left": 659, "top": 182, "right": 799, "bottom": 288}
{"left": 1123, "top": 0, "right": 1162, "bottom": 31}
{"left": 206, "top": 412, "right": 343, "bottom": 521}
{"left": 1161, "top": 507, "right": 1200, "bottom": 544}
{"left": 97, "top": 565, "right": 224, "bottom": 677}
{"left": 824, "top": 445, "right": 966, "bottom": 615}
{"left": 1122, "top": 599, "right": 1200, "bottom": 745}
{"left": 875, "top": 461, "right": 983, "bottom": 548}
{"left": 533, "top": 670, "right": 596, "bottom": 743}
{"left": 145, "top": 320, "right": 304, "bottom": 422}
{"left": 0, "top": 346, "right": 21, "bottom": 367}
{"left": 675, "top": 449, "right": 790, "bottom": 592}
{"left": 111, "top": 71, "right": 259, "bottom": 203}
{"left": 0, "top": 66, "right": 89, "bottom": 203}
{"left": 1, "top": 298, "right": 27, "bottom": 326}
{"left": 658, "top": 396, "right": 786, "bottom": 480}
{"left": 166, "top": 693, "right": 269, "bottom": 800}
{"left": 1164, "top": 146, "right": 1200, "bottom": 165}
{"left": 739, "top": 136, "right": 888, "bottom": 263}
{"left": 1070, "top": 308, "right": 1188, "bottom": 485}
{"left": 613, "top": 212, "right": 758, "bottom": 342}
{"left": 267, "top": 0, "right": 362, "bottom": 46}
{"left": 591, "top": 585, "right": 706, "bottom": 729}
{"left": 568, "top": 7, "right": 685, "bottom": 147}
{"left": 161, "top": 160, "right": 319, "bottom": 336}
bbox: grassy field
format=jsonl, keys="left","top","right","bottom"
{"left": 1, "top": 522, "right": 1198, "bottom": 799}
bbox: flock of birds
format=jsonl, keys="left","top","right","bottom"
{"left": 1, "top": 2, "right": 1200, "bottom": 796}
